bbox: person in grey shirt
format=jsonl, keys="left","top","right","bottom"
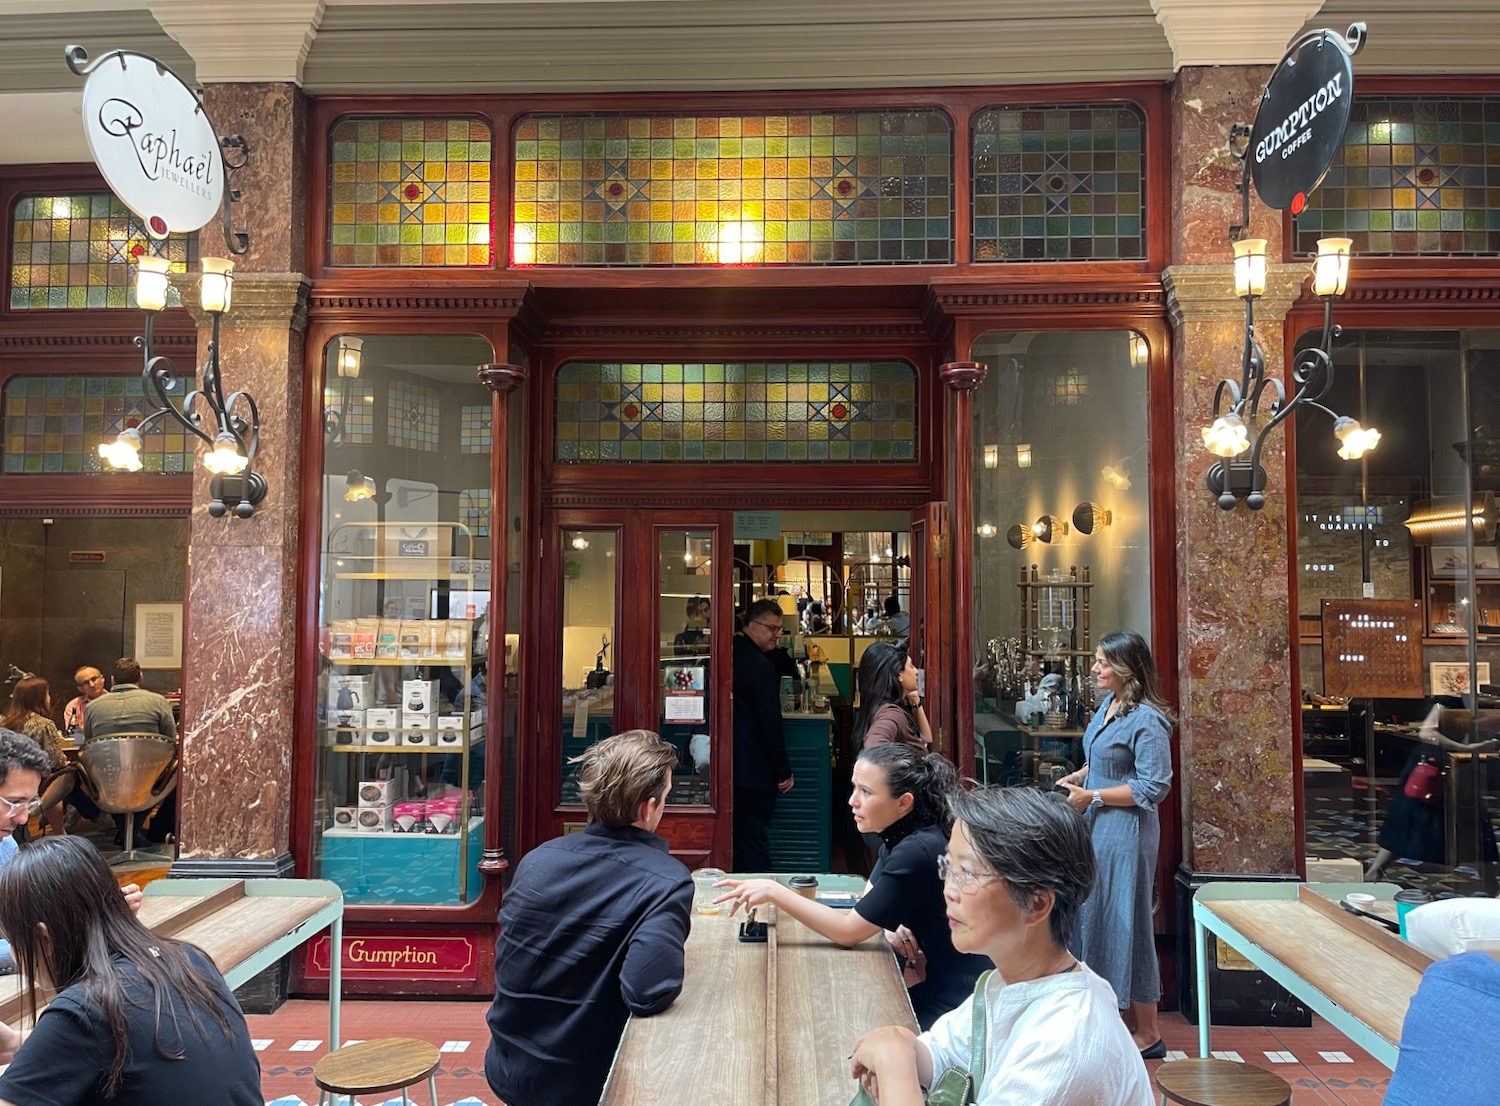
{"left": 83, "top": 658, "right": 177, "bottom": 742}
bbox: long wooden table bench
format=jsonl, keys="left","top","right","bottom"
{"left": 602, "top": 904, "right": 917, "bottom": 1106}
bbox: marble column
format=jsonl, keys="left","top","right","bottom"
{"left": 172, "top": 83, "right": 309, "bottom": 876}
{"left": 1164, "top": 66, "right": 1308, "bottom": 876}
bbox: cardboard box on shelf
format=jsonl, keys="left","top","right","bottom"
{"left": 354, "top": 806, "right": 391, "bottom": 833}
{"left": 400, "top": 725, "right": 433, "bottom": 747}
{"left": 402, "top": 680, "right": 441, "bottom": 714}
{"left": 329, "top": 806, "right": 359, "bottom": 831}
{"left": 398, "top": 625, "right": 425, "bottom": 660}
{"left": 325, "top": 673, "right": 370, "bottom": 715}
{"left": 365, "top": 707, "right": 398, "bottom": 746}
{"left": 358, "top": 779, "right": 401, "bottom": 807}
{"left": 376, "top": 619, "right": 401, "bottom": 659}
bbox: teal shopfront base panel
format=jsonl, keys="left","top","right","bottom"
{"left": 321, "top": 817, "right": 484, "bottom": 905}
{"left": 768, "top": 714, "right": 833, "bottom": 872}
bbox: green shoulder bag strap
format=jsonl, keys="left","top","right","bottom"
{"left": 850, "top": 969, "right": 993, "bottom": 1106}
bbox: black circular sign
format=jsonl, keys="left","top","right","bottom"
{"left": 1249, "top": 30, "right": 1356, "bottom": 212}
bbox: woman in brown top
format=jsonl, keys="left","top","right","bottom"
{"left": 852, "top": 639, "right": 932, "bottom": 751}
{"left": 1, "top": 675, "right": 69, "bottom": 835}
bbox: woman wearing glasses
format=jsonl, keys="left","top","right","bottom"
{"left": 717, "top": 742, "right": 987, "bottom": 1027}
{"left": 0, "top": 677, "right": 69, "bottom": 836}
{"left": 848, "top": 787, "right": 1154, "bottom": 1105}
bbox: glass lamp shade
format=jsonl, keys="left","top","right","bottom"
{"left": 199, "top": 258, "right": 235, "bottom": 314}
{"left": 1232, "top": 238, "right": 1268, "bottom": 300}
{"left": 1005, "top": 524, "right": 1033, "bottom": 550}
{"left": 1101, "top": 459, "right": 1133, "bottom": 491}
{"left": 1333, "top": 416, "right": 1381, "bottom": 460}
{"left": 982, "top": 444, "right": 999, "bottom": 469}
{"left": 343, "top": 470, "right": 376, "bottom": 502}
{"left": 203, "top": 431, "right": 248, "bottom": 475}
{"left": 1016, "top": 443, "right": 1033, "bottom": 468}
{"left": 134, "top": 256, "right": 171, "bottom": 313}
{"left": 1031, "top": 515, "right": 1068, "bottom": 543}
{"left": 1201, "top": 413, "right": 1250, "bottom": 457}
{"left": 1128, "top": 332, "right": 1148, "bottom": 368}
{"left": 1313, "top": 237, "right": 1353, "bottom": 298}
{"left": 98, "top": 428, "right": 145, "bottom": 472}
{"left": 336, "top": 336, "right": 364, "bottom": 378}
{"left": 976, "top": 522, "right": 998, "bottom": 538}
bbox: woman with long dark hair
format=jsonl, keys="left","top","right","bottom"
{"left": 851, "top": 639, "right": 931, "bottom": 752}
{"left": 1056, "top": 629, "right": 1173, "bottom": 1058}
{"left": 0, "top": 836, "right": 262, "bottom": 1105}
{"left": 716, "top": 743, "right": 988, "bottom": 1027}
{"left": 0, "top": 676, "right": 69, "bottom": 835}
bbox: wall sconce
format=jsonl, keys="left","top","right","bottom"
{"left": 99, "top": 253, "right": 266, "bottom": 518}
{"left": 976, "top": 522, "right": 998, "bottom": 538}
{"left": 336, "top": 336, "right": 364, "bottom": 378}
{"left": 571, "top": 534, "right": 590, "bottom": 551}
{"left": 1128, "top": 333, "right": 1148, "bottom": 368}
{"left": 982, "top": 444, "right": 999, "bottom": 469}
{"left": 1016, "top": 443, "right": 1033, "bottom": 469}
{"left": 1005, "top": 524, "right": 1033, "bottom": 550}
{"left": 1403, "top": 493, "right": 1498, "bottom": 545}
{"left": 1101, "top": 458, "right": 1133, "bottom": 491}
{"left": 1202, "top": 233, "right": 1377, "bottom": 510}
{"left": 343, "top": 470, "right": 377, "bottom": 502}
{"left": 1030, "top": 515, "right": 1068, "bottom": 543}
{"left": 1072, "top": 502, "right": 1112, "bottom": 536}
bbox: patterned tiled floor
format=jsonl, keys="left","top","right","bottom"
{"left": 247, "top": 998, "right": 1396, "bottom": 1105}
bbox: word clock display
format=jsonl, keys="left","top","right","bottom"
{"left": 1321, "top": 599, "right": 1423, "bottom": 699}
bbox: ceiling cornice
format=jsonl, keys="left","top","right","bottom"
{"left": 147, "top": 0, "right": 326, "bottom": 84}
{"left": 1151, "top": 0, "right": 1323, "bottom": 69}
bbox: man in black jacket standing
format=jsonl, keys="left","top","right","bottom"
{"left": 485, "top": 730, "right": 692, "bottom": 1106}
{"left": 733, "top": 598, "right": 795, "bottom": 871}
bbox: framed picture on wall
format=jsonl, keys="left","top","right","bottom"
{"left": 133, "top": 602, "right": 183, "bottom": 669}
{"left": 1430, "top": 545, "right": 1500, "bottom": 578}
{"left": 1430, "top": 661, "right": 1492, "bottom": 698}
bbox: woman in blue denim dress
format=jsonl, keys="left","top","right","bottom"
{"left": 1057, "top": 629, "right": 1173, "bottom": 1058}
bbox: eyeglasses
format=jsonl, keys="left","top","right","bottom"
{"left": 76, "top": 676, "right": 101, "bottom": 689}
{"left": 753, "top": 621, "right": 785, "bottom": 637}
{"left": 937, "top": 853, "right": 1002, "bottom": 893}
{"left": 0, "top": 796, "right": 38, "bottom": 818}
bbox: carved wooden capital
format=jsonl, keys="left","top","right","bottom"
{"left": 938, "top": 360, "right": 987, "bottom": 393}
{"left": 1162, "top": 263, "right": 1305, "bottom": 329}
{"left": 478, "top": 847, "right": 510, "bottom": 875}
{"left": 479, "top": 363, "right": 527, "bottom": 395}
{"left": 175, "top": 272, "right": 312, "bottom": 332}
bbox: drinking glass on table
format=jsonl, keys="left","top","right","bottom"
{"left": 692, "top": 867, "right": 726, "bottom": 915}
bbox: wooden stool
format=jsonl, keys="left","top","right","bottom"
{"left": 1155, "top": 1058, "right": 1291, "bottom": 1106}
{"left": 313, "top": 1037, "right": 441, "bottom": 1106}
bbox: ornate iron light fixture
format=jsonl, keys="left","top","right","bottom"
{"left": 1206, "top": 23, "right": 1376, "bottom": 511}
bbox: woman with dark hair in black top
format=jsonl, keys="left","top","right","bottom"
{"left": 0, "top": 836, "right": 262, "bottom": 1106}
{"left": 716, "top": 743, "right": 988, "bottom": 1027}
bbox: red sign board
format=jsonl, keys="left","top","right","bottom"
{"left": 305, "top": 931, "right": 478, "bottom": 980}
{"left": 68, "top": 550, "right": 107, "bottom": 563}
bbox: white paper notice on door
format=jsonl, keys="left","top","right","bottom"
{"left": 572, "top": 696, "right": 591, "bottom": 738}
{"left": 664, "top": 693, "right": 705, "bottom": 723}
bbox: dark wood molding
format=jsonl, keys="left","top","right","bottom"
{"left": 479, "top": 362, "right": 526, "bottom": 395}
{"left": 938, "top": 359, "right": 987, "bottom": 393}
{"left": 0, "top": 475, "right": 191, "bottom": 516}
{"left": 308, "top": 290, "right": 531, "bottom": 313}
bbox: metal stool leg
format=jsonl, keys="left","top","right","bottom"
{"left": 429, "top": 1071, "right": 439, "bottom": 1106}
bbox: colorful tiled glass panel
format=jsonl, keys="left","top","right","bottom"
{"left": 1295, "top": 97, "right": 1500, "bottom": 256}
{"left": 387, "top": 379, "right": 440, "bottom": 451}
{"left": 555, "top": 362, "right": 917, "bottom": 462}
{"left": 9, "top": 193, "right": 194, "bottom": 309}
{"left": 2, "top": 375, "right": 194, "bottom": 474}
{"left": 512, "top": 112, "right": 952, "bottom": 266}
{"left": 460, "top": 404, "right": 492, "bottom": 454}
{"left": 323, "top": 382, "right": 374, "bottom": 445}
{"left": 1043, "top": 370, "right": 1089, "bottom": 406}
{"left": 328, "top": 117, "right": 493, "bottom": 267}
{"left": 458, "top": 488, "right": 491, "bottom": 537}
{"left": 971, "top": 105, "right": 1146, "bottom": 261}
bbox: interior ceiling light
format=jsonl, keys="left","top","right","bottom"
{"left": 1072, "top": 502, "right": 1112, "bottom": 536}
{"left": 1030, "top": 515, "right": 1068, "bottom": 544}
{"left": 1101, "top": 459, "right": 1133, "bottom": 491}
{"left": 1005, "top": 524, "right": 1034, "bottom": 550}
{"left": 1403, "top": 493, "right": 1498, "bottom": 545}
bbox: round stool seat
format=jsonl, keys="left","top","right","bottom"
{"left": 1155, "top": 1058, "right": 1292, "bottom": 1106}
{"left": 314, "top": 1037, "right": 440, "bottom": 1097}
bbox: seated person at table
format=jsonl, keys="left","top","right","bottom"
{"left": 83, "top": 658, "right": 177, "bottom": 742}
{"left": 849, "top": 787, "right": 1153, "bottom": 1106}
{"left": 0, "top": 836, "right": 261, "bottom": 1106}
{"left": 485, "top": 729, "right": 692, "bottom": 1106}
{"left": 716, "top": 743, "right": 989, "bottom": 1028}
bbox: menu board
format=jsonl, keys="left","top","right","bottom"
{"left": 1321, "top": 599, "right": 1424, "bottom": 699}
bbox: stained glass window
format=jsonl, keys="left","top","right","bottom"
{"left": 512, "top": 112, "right": 952, "bottom": 266}
{"left": 9, "top": 193, "right": 195, "bottom": 310}
{"left": 971, "top": 105, "right": 1146, "bottom": 262}
{"left": 328, "top": 117, "right": 493, "bottom": 267}
{"left": 1295, "top": 97, "right": 1500, "bottom": 256}
{"left": 555, "top": 361, "right": 917, "bottom": 462}
{"left": 1043, "top": 370, "right": 1089, "bottom": 406}
{"left": 2, "top": 375, "right": 194, "bottom": 474}
{"left": 460, "top": 404, "right": 491, "bottom": 454}
{"left": 387, "top": 379, "right": 439, "bottom": 451}
{"left": 458, "top": 488, "right": 491, "bottom": 536}
{"left": 323, "top": 382, "right": 374, "bottom": 445}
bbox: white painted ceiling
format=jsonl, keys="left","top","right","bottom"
{"left": 1, "top": 0, "right": 1497, "bottom": 165}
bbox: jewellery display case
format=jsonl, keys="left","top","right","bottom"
{"left": 314, "top": 522, "right": 486, "bottom": 905}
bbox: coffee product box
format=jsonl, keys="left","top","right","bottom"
{"left": 402, "top": 679, "right": 441, "bottom": 714}
{"left": 330, "top": 806, "right": 359, "bottom": 832}
{"left": 325, "top": 673, "right": 370, "bottom": 715}
{"left": 364, "top": 707, "right": 398, "bottom": 747}
{"left": 443, "top": 620, "right": 470, "bottom": 659}
{"left": 398, "top": 624, "right": 425, "bottom": 660}
{"left": 400, "top": 720, "right": 433, "bottom": 746}
{"left": 357, "top": 779, "right": 401, "bottom": 807}
{"left": 435, "top": 716, "right": 464, "bottom": 747}
{"left": 375, "top": 619, "right": 401, "bottom": 660}
{"left": 354, "top": 806, "right": 391, "bottom": 833}
{"left": 329, "top": 709, "right": 364, "bottom": 746}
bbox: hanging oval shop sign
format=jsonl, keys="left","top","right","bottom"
{"left": 1248, "top": 27, "right": 1361, "bottom": 213}
{"left": 74, "top": 49, "right": 223, "bottom": 239}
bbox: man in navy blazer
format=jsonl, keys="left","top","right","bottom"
{"left": 733, "top": 598, "right": 795, "bottom": 871}
{"left": 484, "top": 729, "right": 692, "bottom": 1106}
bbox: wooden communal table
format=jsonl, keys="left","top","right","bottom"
{"left": 602, "top": 903, "right": 917, "bottom": 1106}
{"left": 1193, "top": 882, "right": 1431, "bottom": 1069}
{"left": 0, "top": 878, "right": 344, "bottom": 1047}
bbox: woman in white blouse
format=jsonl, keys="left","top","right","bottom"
{"left": 848, "top": 787, "right": 1154, "bottom": 1106}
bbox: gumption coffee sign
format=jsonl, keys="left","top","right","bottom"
{"left": 1247, "top": 27, "right": 1362, "bottom": 213}
{"left": 72, "top": 47, "right": 224, "bottom": 239}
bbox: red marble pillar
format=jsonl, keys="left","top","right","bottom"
{"left": 173, "top": 84, "right": 309, "bottom": 874}
{"left": 1165, "top": 67, "right": 1308, "bottom": 875}
{"left": 940, "top": 360, "right": 986, "bottom": 772}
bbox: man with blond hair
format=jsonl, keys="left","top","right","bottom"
{"left": 484, "top": 729, "right": 692, "bottom": 1106}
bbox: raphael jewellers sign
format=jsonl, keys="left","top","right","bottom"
{"left": 67, "top": 46, "right": 223, "bottom": 239}
{"left": 1248, "top": 24, "right": 1365, "bottom": 213}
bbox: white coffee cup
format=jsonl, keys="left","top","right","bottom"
{"left": 1345, "top": 892, "right": 1376, "bottom": 908}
